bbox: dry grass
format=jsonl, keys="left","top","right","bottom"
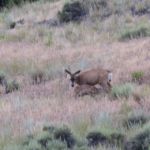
{"left": 0, "top": 0, "right": 150, "bottom": 149}
{"left": 0, "top": 38, "right": 149, "bottom": 140}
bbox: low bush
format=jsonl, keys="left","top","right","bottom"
{"left": 73, "top": 145, "right": 90, "bottom": 150}
{"left": 124, "top": 123, "right": 150, "bottom": 150}
{"left": 86, "top": 131, "right": 108, "bottom": 146}
{"left": 0, "top": 70, "right": 6, "bottom": 86}
{"left": 132, "top": 71, "right": 144, "bottom": 84}
{"left": 54, "top": 127, "right": 76, "bottom": 148}
{"left": 110, "top": 133, "right": 125, "bottom": 146}
{"left": 82, "top": 0, "right": 113, "bottom": 19}
{"left": 123, "top": 114, "right": 148, "bottom": 129}
{"left": 22, "top": 135, "right": 34, "bottom": 146}
{"left": 86, "top": 129, "right": 125, "bottom": 147}
{"left": 119, "top": 25, "right": 150, "bottom": 40}
{"left": 47, "top": 140, "right": 67, "bottom": 150}
{"left": 130, "top": 0, "right": 150, "bottom": 16}
{"left": 58, "top": 1, "right": 87, "bottom": 23}
{"left": 25, "top": 139, "right": 42, "bottom": 150}
{"left": 0, "top": 0, "right": 39, "bottom": 9}
{"left": 36, "top": 132, "right": 52, "bottom": 148}
{"left": 5, "top": 79, "right": 19, "bottom": 94}
{"left": 111, "top": 83, "right": 134, "bottom": 99}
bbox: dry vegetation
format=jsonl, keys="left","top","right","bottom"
{"left": 0, "top": 0, "right": 150, "bottom": 149}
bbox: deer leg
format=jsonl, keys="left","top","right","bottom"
{"left": 100, "top": 81, "right": 110, "bottom": 93}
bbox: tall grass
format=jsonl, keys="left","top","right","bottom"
{"left": 0, "top": 0, "right": 150, "bottom": 149}
{"left": 111, "top": 83, "right": 134, "bottom": 99}
{"left": 119, "top": 24, "right": 150, "bottom": 40}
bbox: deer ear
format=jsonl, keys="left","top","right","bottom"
{"left": 65, "top": 69, "right": 71, "bottom": 75}
{"left": 74, "top": 70, "right": 81, "bottom": 75}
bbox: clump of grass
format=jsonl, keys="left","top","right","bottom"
{"left": 86, "top": 128, "right": 125, "bottom": 147}
{"left": 5, "top": 80, "right": 20, "bottom": 94}
{"left": 132, "top": 85, "right": 150, "bottom": 105}
{"left": 119, "top": 24, "right": 150, "bottom": 40}
{"left": 6, "top": 31, "right": 26, "bottom": 42}
{"left": 44, "top": 31, "right": 53, "bottom": 47}
{"left": 118, "top": 102, "right": 133, "bottom": 125}
{"left": 36, "top": 131, "right": 52, "bottom": 148}
{"left": 0, "top": 59, "right": 36, "bottom": 76}
{"left": 22, "top": 135, "right": 34, "bottom": 146}
{"left": 29, "top": 69, "right": 46, "bottom": 85}
{"left": 130, "top": 0, "right": 150, "bottom": 16}
{"left": 71, "top": 116, "right": 92, "bottom": 139}
{"left": 86, "top": 131, "right": 108, "bottom": 146}
{"left": 54, "top": 126, "right": 76, "bottom": 148}
{"left": 47, "top": 140, "right": 68, "bottom": 150}
{"left": 73, "top": 145, "right": 90, "bottom": 150}
{"left": 0, "top": 0, "right": 39, "bottom": 9}
{"left": 82, "top": 0, "right": 113, "bottom": 20}
{"left": 122, "top": 113, "right": 148, "bottom": 129}
{"left": 2, "top": 144, "right": 23, "bottom": 150}
{"left": 132, "top": 71, "right": 144, "bottom": 83}
{"left": 9, "top": 21, "right": 16, "bottom": 29}
{"left": 111, "top": 83, "right": 134, "bottom": 99}
{"left": 0, "top": 70, "right": 6, "bottom": 86}
{"left": 45, "top": 63, "right": 64, "bottom": 81}
{"left": 124, "top": 123, "right": 150, "bottom": 150}
{"left": 0, "top": 33, "right": 6, "bottom": 41}
{"left": 26, "top": 139, "right": 41, "bottom": 150}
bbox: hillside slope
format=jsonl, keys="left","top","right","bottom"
{"left": 0, "top": 0, "right": 150, "bottom": 149}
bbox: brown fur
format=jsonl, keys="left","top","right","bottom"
{"left": 65, "top": 68, "right": 112, "bottom": 91}
{"left": 74, "top": 85, "right": 99, "bottom": 97}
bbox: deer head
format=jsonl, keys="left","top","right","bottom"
{"left": 65, "top": 69, "right": 81, "bottom": 87}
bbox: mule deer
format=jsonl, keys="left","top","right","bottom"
{"left": 65, "top": 68, "right": 112, "bottom": 91}
{"left": 74, "top": 84, "right": 99, "bottom": 97}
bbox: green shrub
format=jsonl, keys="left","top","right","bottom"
{"left": 3, "top": 144, "right": 24, "bottom": 150}
{"left": 74, "top": 145, "right": 90, "bottom": 150}
{"left": 58, "top": 1, "right": 87, "bottom": 23}
{"left": 130, "top": 0, "right": 150, "bottom": 16}
{"left": 54, "top": 127, "right": 76, "bottom": 148}
{"left": 120, "top": 25, "right": 150, "bottom": 40}
{"left": 110, "top": 133, "right": 125, "bottom": 146}
{"left": 5, "top": 79, "right": 20, "bottom": 94}
{"left": 0, "top": 0, "right": 39, "bottom": 9}
{"left": 123, "top": 114, "right": 148, "bottom": 129}
{"left": 132, "top": 71, "right": 144, "bottom": 83}
{"left": 44, "top": 32, "right": 53, "bottom": 47}
{"left": 86, "top": 131, "right": 108, "bottom": 146}
{"left": 111, "top": 83, "right": 134, "bottom": 99}
{"left": 124, "top": 123, "right": 150, "bottom": 150}
{"left": 9, "top": 21, "right": 16, "bottom": 29}
{"left": 47, "top": 140, "right": 67, "bottom": 150}
{"left": 25, "top": 139, "right": 42, "bottom": 150}
{"left": 22, "top": 135, "right": 34, "bottom": 146}
{"left": 0, "top": 70, "right": 6, "bottom": 86}
{"left": 45, "top": 63, "right": 64, "bottom": 81}
{"left": 82, "top": 0, "right": 113, "bottom": 19}
{"left": 86, "top": 129, "right": 125, "bottom": 147}
{"left": 36, "top": 132, "right": 52, "bottom": 148}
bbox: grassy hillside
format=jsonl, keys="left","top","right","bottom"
{"left": 0, "top": 0, "right": 150, "bottom": 149}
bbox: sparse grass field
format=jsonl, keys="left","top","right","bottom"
{"left": 0, "top": 0, "right": 150, "bottom": 149}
